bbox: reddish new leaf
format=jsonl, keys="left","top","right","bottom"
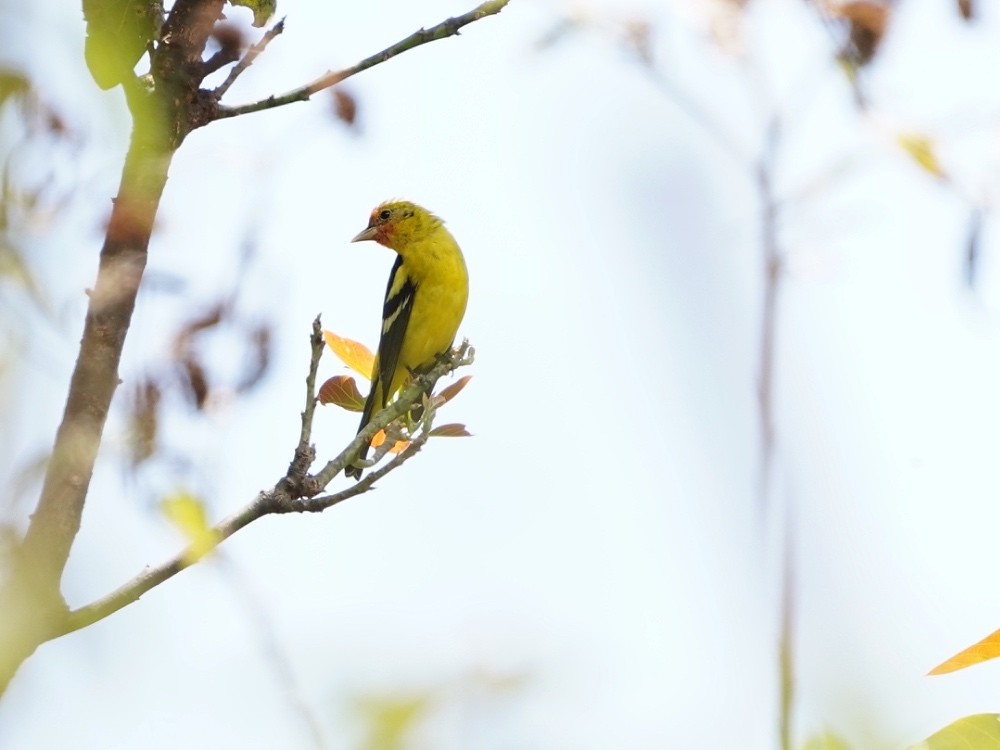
{"left": 332, "top": 87, "right": 358, "bottom": 128}
{"left": 437, "top": 375, "right": 472, "bottom": 405}
{"left": 318, "top": 375, "right": 365, "bottom": 411}
{"left": 429, "top": 423, "right": 471, "bottom": 437}
{"left": 179, "top": 355, "right": 209, "bottom": 410}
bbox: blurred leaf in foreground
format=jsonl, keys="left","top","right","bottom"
{"left": 930, "top": 626, "right": 1000, "bottom": 675}
{"left": 910, "top": 714, "right": 1000, "bottom": 750}
{"left": 161, "top": 491, "right": 220, "bottom": 565}
{"left": 802, "top": 728, "right": 853, "bottom": 750}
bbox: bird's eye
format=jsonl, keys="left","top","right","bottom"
{"left": 378, "top": 209, "right": 391, "bottom": 221}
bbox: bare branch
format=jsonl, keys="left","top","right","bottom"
{"left": 61, "top": 493, "right": 270, "bottom": 634}
{"left": 213, "top": 17, "right": 286, "bottom": 100}
{"left": 212, "top": 0, "right": 511, "bottom": 121}
{"left": 298, "top": 316, "right": 324, "bottom": 450}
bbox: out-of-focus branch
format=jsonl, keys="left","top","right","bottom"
{"left": 211, "top": 0, "right": 511, "bottom": 121}
{"left": 753, "top": 115, "right": 796, "bottom": 750}
{"left": 756, "top": 117, "right": 781, "bottom": 506}
{"left": 779, "top": 510, "right": 796, "bottom": 750}
{"left": 572, "top": 12, "right": 797, "bottom": 747}
{"left": 215, "top": 554, "right": 327, "bottom": 749}
{"left": 642, "top": 65, "right": 753, "bottom": 171}
{"left": 61, "top": 335, "right": 473, "bottom": 635}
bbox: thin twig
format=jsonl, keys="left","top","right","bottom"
{"left": 213, "top": 17, "right": 287, "bottom": 100}
{"left": 298, "top": 316, "right": 324, "bottom": 451}
{"left": 212, "top": 0, "right": 511, "bottom": 121}
{"left": 274, "top": 316, "right": 324, "bottom": 498}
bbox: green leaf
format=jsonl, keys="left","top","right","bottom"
{"left": 82, "top": 0, "right": 163, "bottom": 89}
{"left": 0, "top": 70, "right": 29, "bottom": 106}
{"left": 228, "top": 0, "right": 275, "bottom": 28}
{"left": 802, "top": 729, "right": 853, "bottom": 750}
{"left": 911, "top": 714, "right": 1000, "bottom": 750}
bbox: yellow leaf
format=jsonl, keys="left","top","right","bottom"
{"left": 930, "top": 627, "right": 1000, "bottom": 675}
{"left": 370, "top": 428, "right": 408, "bottom": 454}
{"left": 318, "top": 375, "right": 365, "bottom": 411}
{"left": 323, "top": 330, "right": 375, "bottom": 378}
{"left": 897, "top": 133, "right": 944, "bottom": 177}
{"left": 356, "top": 693, "right": 430, "bottom": 750}
{"left": 161, "top": 491, "right": 221, "bottom": 565}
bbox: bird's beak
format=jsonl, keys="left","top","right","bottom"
{"left": 351, "top": 226, "right": 378, "bottom": 243}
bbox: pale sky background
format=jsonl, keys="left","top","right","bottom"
{"left": 3, "top": 0, "right": 1000, "bottom": 748}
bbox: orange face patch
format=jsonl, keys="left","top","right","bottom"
{"left": 367, "top": 208, "right": 396, "bottom": 244}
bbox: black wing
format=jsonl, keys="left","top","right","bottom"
{"left": 376, "top": 255, "right": 416, "bottom": 406}
{"left": 348, "top": 256, "right": 416, "bottom": 480}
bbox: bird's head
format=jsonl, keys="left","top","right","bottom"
{"left": 351, "top": 200, "right": 442, "bottom": 251}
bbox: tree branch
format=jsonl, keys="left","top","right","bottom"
{"left": 211, "top": 0, "right": 511, "bottom": 121}
{"left": 212, "top": 17, "right": 286, "bottom": 100}
{"left": 60, "top": 335, "right": 473, "bottom": 635}
{"left": 20, "top": 124, "right": 173, "bottom": 600}
{"left": 307, "top": 342, "right": 474, "bottom": 490}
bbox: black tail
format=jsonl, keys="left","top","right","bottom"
{"left": 344, "top": 440, "right": 367, "bottom": 481}
{"left": 346, "top": 379, "right": 380, "bottom": 481}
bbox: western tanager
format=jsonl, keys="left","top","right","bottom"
{"left": 345, "top": 200, "right": 469, "bottom": 480}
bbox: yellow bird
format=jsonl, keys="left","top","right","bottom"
{"left": 346, "top": 200, "right": 469, "bottom": 480}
